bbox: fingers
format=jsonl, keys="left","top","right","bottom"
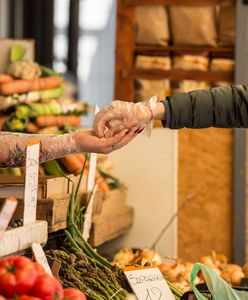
{"left": 94, "top": 113, "right": 109, "bottom": 137}
{"left": 111, "top": 127, "right": 139, "bottom": 151}
{"left": 104, "top": 124, "right": 126, "bottom": 138}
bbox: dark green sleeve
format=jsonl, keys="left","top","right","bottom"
{"left": 167, "top": 85, "right": 248, "bottom": 129}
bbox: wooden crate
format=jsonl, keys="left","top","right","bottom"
{"left": 86, "top": 186, "right": 134, "bottom": 247}
{"left": 89, "top": 206, "right": 134, "bottom": 247}
{"left": 0, "top": 193, "right": 70, "bottom": 233}
{"left": 0, "top": 220, "right": 48, "bottom": 257}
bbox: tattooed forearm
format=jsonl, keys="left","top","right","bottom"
{"left": 0, "top": 132, "right": 81, "bottom": 167}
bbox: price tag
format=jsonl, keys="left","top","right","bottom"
{"left": 23, "top": 142, "right": 40, "bottom": 226}
{"left": 32, "top": 243, "right": 53, "bottom": 276}
{"left": 82, "top": 184, "right": 98, "bottom": 241}
{"left": 0, "top": 197, "right": 17, "bottom": 240}
{"left": 87, "top": 105, "right": 100, "bottom": 192}
{"left": 124, "top": 266, "right": 175, "bottom": 300}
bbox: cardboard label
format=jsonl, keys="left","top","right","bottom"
{"left": 23, "top": 142, "right": 40, "bottom": 225}
{"left": 32, "top": 243, "right": 52, "bottom": 276}
{"left": 82, "top": 184, "right": 98, "bottom": 241}
{"left": 0, "top": 198, "right": 17, "bottom": 240}
{"left": 124, "top": 266, "right": 175, "bottom": 300}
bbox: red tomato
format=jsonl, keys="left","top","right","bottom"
{"left": 19, "top": 296, "right": 42, "bottom": 300}
{"left": 63, "top": 288, "right": 86, "bottom": 300}
{"left": 32, "top": 263, "right": 46, "bottom": 276}
{"left": 0, "top": 256, "right": 37, "bottom": 297}
{"left": 0, "top": 296, "right": 6, "bottom": 300}
{"left": 30, "top": 274, "right": 64, "bottom": 300}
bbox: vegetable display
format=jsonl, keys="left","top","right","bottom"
{"left": 0, "top": 256, "right": 86, "bottom": 300}
{"left": 0, "top": 44, "right": 89, "bottom": 177}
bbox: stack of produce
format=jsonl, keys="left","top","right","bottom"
{"left": 113, "top": 248, "right": 248, "bottom": 294}
{"left": 0, "top": 255, "right": 86, "bottom": 299}
{"left": 0, "top": 44, "right": 89, "bottom": 176}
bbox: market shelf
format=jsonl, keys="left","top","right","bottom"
{"left": 0, "top": 220, "right": 48, "bottom": 257}
{"left": 122, "top": 68, "right": 234, "bottom": 82}
{"left": 135, "top": 45, "right": 235, "bottom": 57}
{"left": 124, "top": 0, "right": 223, "bottom": 6}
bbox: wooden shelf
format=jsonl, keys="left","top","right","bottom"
{"left": 122, "top": 68, "right": 234, "bottom": 82}
{"left": 124, "top": 0, "right": 223, "bottom": 6}
{"left": 135, "top": 45, "right": 235, "bottom": 57}
{"left": 0, "top": 221, "right": 48, "bottom": 257}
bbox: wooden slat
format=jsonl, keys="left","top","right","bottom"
{"left": 0, "top": 221, "right": 48, "bottom": 257}
{"left": 123, "top": 68, "right": 234, "bottom": 82}
{"left": 124, "top": 0, "right": 223, "bottom": 6}
{"left": 135, "top": 45, "right": 234, "bottom": 56}
{"left": 115, "top": 0, "right": 135, "bottom": 101}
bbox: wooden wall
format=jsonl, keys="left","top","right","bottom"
{"left": 178, "top": 128, "right": 233, "bottom": 261}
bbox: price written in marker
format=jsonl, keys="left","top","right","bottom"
{"left": 0, "top": 197, "right": 17, "bottom": 240}
{"left": 23, "top": 142, "right": 40, "bottom": 226}
{"left": 124, "top": 266, "right": 175, "bottom": 300}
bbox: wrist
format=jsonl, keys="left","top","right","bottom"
{"left": 153, "top": 101, "right": 166, "bottom": 120}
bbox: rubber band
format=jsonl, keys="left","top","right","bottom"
{"left": 109, "top": 288, "right": 123, "bottom": 299}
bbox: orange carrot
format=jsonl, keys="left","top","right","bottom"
{"left": 0, "top": 76, "right": 62, "bottom": 95}
{"left": 35, "top": 115, "right": 81, "bottom": 128}
{"left": 0, "top": 74, "right": 14, "bottom": 84}
{"left": 60, "top": 155, "right": 85, "bottom": 175}
{"left": 26, "top": 122, "right": 40, "bottom": 133}
{"left": 95, "top": 170, "right": 110, "bottom": 194}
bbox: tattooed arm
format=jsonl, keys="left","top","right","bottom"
{"left": 0, "top": 128, "right": 138, "bottom": 167}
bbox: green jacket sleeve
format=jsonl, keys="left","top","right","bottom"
{"left": 166, "top": 85, "right": 248, "bottom": 129}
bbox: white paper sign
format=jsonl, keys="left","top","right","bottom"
{"left": 87, "top": 153, "right": 97, "bottom": 192}
{"left": 82, "top": 184, "right": 98, "bottom": 241}
{"left": 32, "top": 243, "right": 52, "bottom": 276}
{"left": 87, "top": 105, "right": 100, "bottom": 191}
{"left": 0, "top": 197, "right": 17, "bottom": 240}
{"left": 124, "top": 266, "right": 175, "bottom": 300}
{"left": 23, "top": 142, "right": 40, "bottom": 225}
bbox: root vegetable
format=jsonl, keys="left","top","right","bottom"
{"left": 0, "top": 76, "right": 62, "bottom": 95}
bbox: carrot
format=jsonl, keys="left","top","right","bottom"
{"left": 26, "top": 122, "right": 40, "bottom": 133}
{"left": 0, "top": 76, "right": 62, "bottom": 95}
{"left": 60, "top": 155, "right": 85, "bottom": 175}
{"left": 35, "top": 115, "right": 81, "bottom": 128}
{"left": 95, "top": 170, "right": 110, "bottom": 194}
{"left": 0, "top": 74, "right": 13, "bottom": 84}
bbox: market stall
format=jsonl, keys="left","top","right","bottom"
{"left": 0, "top": 0, "right": 248, "bottom": 299}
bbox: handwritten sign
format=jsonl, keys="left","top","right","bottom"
{"left": 124, "top": 266, "right": 175, "bottom": 300}
{"left": 82, "top": 184, "right": 98, "bottom": 241}
{"left": 32, "top": 243, "right": 52, "bottom": 276}
{"left": 23, "top": 142, "right": 40, "bottom": 226}
{"left": 87, "top": 105, "right": 99, "bottom": 191}
{"left": 0, "top": 197, "right": 17, "bottom": 240}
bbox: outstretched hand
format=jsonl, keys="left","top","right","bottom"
{"left": 75, "top": 127, "right": 139, "bottom": 154}
{"left": 93, "top": 100, "right": 153, "bottom": 137}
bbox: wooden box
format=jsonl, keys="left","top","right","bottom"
{"left": 86, "top": 185, "right": 134, "bottom": 247}
{"left": 0, "top": 220, "right": 48, "bottom": 257}
{"left": 0, "top": 193, "right": 70, "bottom": 233}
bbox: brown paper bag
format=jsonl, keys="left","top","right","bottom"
{"left": 219, "top": 6, "right": 236, "bottom": 46}
{"left": 136, "top": 6, "right": 169, "bottom": 46}
{"left": 134, "top": 79, "right": 170, "bottom": 101}
{"left": 169, "top": 6, "right": 217, "bottom": 46}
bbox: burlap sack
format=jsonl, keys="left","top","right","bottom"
{"left": 136, "top": 6, "right": 169, "bottom": 46}
{"left": 219, "top": 6, "right": 236, "bottom": 46}
{"left": 169, "top": 6, "right": 217, "bottom": 46}
{"left": 134, "top": 79, "right": 170, "bottom": 101}
{"left": 135, "top": 55, "right": 171, "bottom": 70}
